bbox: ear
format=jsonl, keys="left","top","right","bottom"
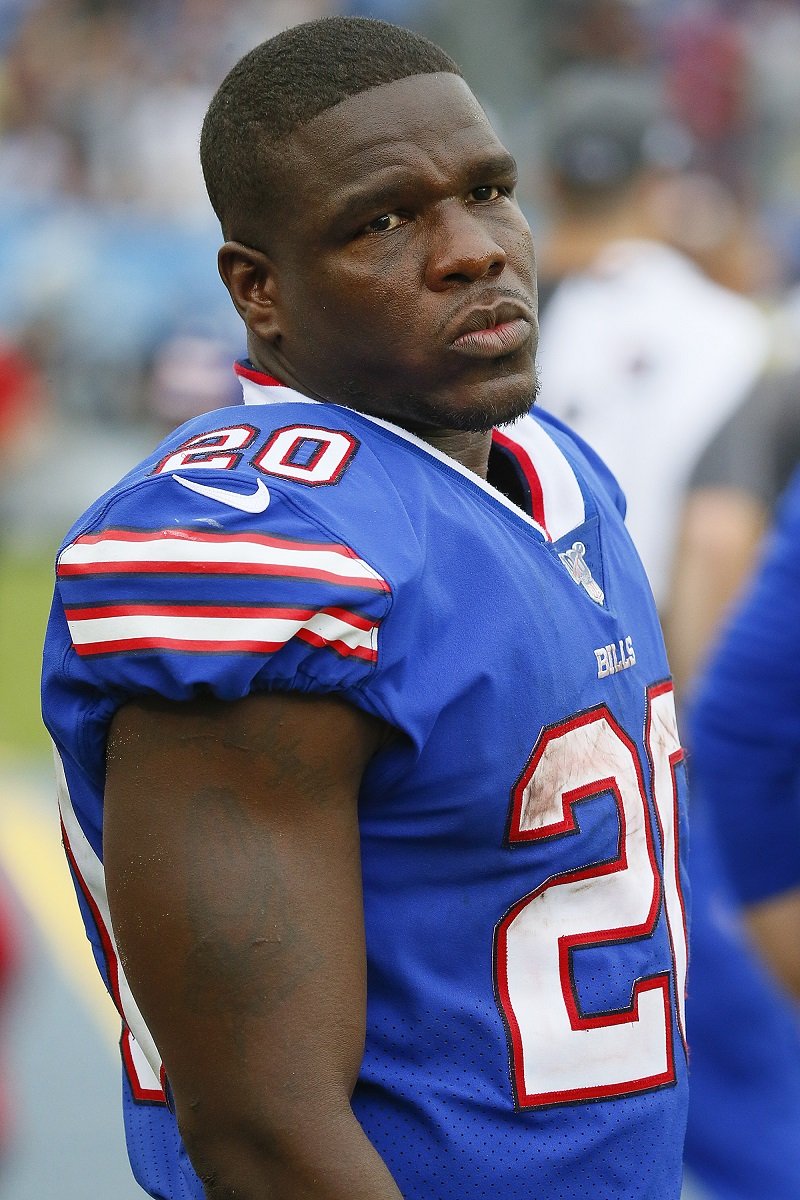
{"left": 217, "top": 242, "right": 281, "bottom": 344}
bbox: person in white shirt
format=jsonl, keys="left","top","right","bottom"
{"left": 536, "top": 76, "right": 770, "bottom": 634}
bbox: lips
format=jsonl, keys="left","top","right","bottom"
{"left": 448, "top": 298, "right": 535, "bottom": 360}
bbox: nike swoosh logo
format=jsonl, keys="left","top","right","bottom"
{"left": 172, "top": 474, "right": 271, "bottom": 513}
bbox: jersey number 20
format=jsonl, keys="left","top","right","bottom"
{"left": 494, "top": 682, "right": 687, "bottom": 1108}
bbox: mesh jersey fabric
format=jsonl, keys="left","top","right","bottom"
{"left": 42, "top": 366, "right": 690, "bottom": 1199}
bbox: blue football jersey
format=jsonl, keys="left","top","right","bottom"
{"left": 689, "top": 464, "right": 800, "bottom": 904}
{"left": 42, "top": 362, "right": 690, "bottom": 1199}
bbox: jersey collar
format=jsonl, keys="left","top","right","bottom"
{"left": 233, "top": 360, "right": 585, "bottom": 541}
{"left": 234, "top": 360, "right": 296, "bottom": 407}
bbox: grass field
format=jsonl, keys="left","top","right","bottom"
{"left": 0, "top": 548, "right": 57, "bottom": 760}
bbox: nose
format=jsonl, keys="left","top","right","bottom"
{"left": 424, "top": 201, "right": 507, "bottom": 290}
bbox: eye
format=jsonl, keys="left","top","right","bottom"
{"left": 469, "top": 184, "right": 511, "bottom": 203}
{"left": 363, "top": 212, "right": 406, "bottom": 234}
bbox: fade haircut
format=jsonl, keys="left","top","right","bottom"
{"left": 200, "top": 16, "right": 462, "bottom": 242}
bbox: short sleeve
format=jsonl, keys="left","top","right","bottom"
{"left": 54, "top": 473, "right": 393, "bottom": 708}
{"left": 688, "top": 369, "right": 800, "bottom": 511}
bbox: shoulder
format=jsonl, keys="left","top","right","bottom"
{"left": 59, "top": 396, "right": 419, "bottom": 567}
{"left": 47, "top": 397, "right": 429, "bottom": 716}
{"left": 543, "top": 240, "right": 767, "bottom": 343}
{"left": 627, "top": 242, "right": 769, "bottom": 352}
{"left": 137, "top": 394, "right": 393, "bottom": 494}
{"left": 689, "top": 366, "right": 800, "bottom": 509}
{"left": 53, "top": 397, "right": 418, "bottom": 645}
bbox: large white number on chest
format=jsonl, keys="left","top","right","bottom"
{"left": 494, "top": 689, "right": 687, "bottom": 1108}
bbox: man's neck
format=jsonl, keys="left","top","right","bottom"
{"left": 243, "top": 349, "right": 494, "bottom": 480}
{"left": 411, "top": 427, "right": 493, "bottom": 478}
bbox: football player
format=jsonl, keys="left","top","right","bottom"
{"left": 42, "top": 17, "right": 689, "bottom": 1199}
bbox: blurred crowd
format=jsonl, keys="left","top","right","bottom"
{"left": 0, "top": 0, "right": 334, "bottom": 429}
{"left": 2, "top": 0, "right": 800, "bottom": 543}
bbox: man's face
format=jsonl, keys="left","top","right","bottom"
{"left": 261, "top": 72, "right": 538, "bottom": 433}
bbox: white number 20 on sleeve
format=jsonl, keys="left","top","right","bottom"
{"left": 494, "top": 682, "right": 688, "bottom": 1109}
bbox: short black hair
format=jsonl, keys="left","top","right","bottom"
{"left": 200, "top": 16, "right": 462, "bottom": 241}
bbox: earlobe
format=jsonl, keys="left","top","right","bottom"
{"left": 218, "top": 241, "right": 282, "bottom": 343}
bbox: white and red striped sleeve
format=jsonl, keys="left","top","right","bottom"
{"left": 55, "top": 490, "right": 392, "bottom": 703}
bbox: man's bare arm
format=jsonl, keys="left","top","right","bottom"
{"left": 745, "top": 887, "right": 800, "bottom": 1003}
{"left": 104, "top": 690, "right": 403, "bottom": 1200}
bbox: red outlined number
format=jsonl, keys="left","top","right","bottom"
{"left": 152, "top": 424, "right": 258, "bottom": 475}
{"left": 494, "top": 685, "right": 687, "bottom": 1109}
{"left": 252, "top": 425, "right": 359, "bottom": 486}
{"left": 151, "top": 423, "right": 359, "bottom": 487}
{"left": 647, "top": 682, "right": 689, "bottom": 1050}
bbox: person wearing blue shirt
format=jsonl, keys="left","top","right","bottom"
{"left": 689, "top": 464, "right": 800, "bottom": 1002}
{"left": 41, "top": 17, "right": 690, "bottom": 1199}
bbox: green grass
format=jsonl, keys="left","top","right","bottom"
{"left": 0, "top": 548, "right": 56, "bottom": 760}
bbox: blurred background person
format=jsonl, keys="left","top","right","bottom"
{"left": 685, "top": 451, "right": 800, "bottom": 1195}
{"left": 671, "top": 347, "right": 800, "bottom": 692}
{"left": 683, "top": 2, "right": 800, "bottom": 973}
{"left": 533, "top": 74, "right": 772, "bottom": 688}
{"left": 688, "top": 462, "right": 800, "bottom": 1005}
{"left": 531, "top": 46, "right": 800, "bottom": 1200}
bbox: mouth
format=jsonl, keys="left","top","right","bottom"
{"left": 448, "top": 298, "right": 535, "bottom": 361}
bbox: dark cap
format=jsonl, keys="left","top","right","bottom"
{"left": 544, "top": 69, "right": 692, "bottom": 189}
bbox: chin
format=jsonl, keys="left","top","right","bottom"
{"left": 339, "top": 361, "right": 538, "bottom": 434}
{"left": 433, "top": 367, "right": 540, "bottom": 433}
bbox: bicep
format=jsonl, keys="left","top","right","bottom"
{"left": 104, "top": 689, "right": 386, "bottom": 1171}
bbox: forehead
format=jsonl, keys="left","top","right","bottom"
{"left": 280, "top": 72, "right": 509, "bottom": 222}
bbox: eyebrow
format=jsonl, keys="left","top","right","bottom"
{"left": 333, "top": 150, "right": 519, "bottom": 230}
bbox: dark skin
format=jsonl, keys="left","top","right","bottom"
{"left": 107, "top": 693, "right": 401, "bottom": 1199}
{"left": 105, "top": 72, "right": 538, "bottom": 1198}
{"left": 218, "top": 71, "right": 538, "bottom": 477}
